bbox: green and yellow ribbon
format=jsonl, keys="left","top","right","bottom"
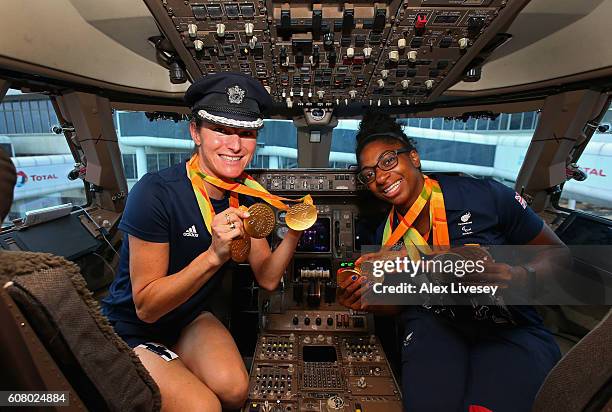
{"left": 381, "top": 176, "right": 450, "bottom": 261}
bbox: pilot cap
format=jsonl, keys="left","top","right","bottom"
{"left": 0, "top": 149, "right": 17, "bottom": 222}
{"left": 185, "top": 72, "right": 273, "bottom": 130}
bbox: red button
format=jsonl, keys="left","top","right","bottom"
{"left": 415, "top": 14, "right": 428, "bottom": 29}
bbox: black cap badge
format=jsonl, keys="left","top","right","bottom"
{"left": 227, "top": 85, "right": 246, "bottom": 105}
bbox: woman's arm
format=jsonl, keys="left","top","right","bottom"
{"left": 248, "top": 229, "right": 301, "bottom": 291}
{"left": 130, "top": 207, "right": 249, "bottom": 323}
{"left": 130, "top": 236, "right": 223, "bottom": 323}
{"left": 471, "top": 224, "right": 571, "bottom": 289}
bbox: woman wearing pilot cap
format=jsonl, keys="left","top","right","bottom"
{"left": 102, "top": 73, "right": 302, "bottom": 411}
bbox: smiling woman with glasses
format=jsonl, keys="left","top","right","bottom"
{"left": 339, "top": 111, "right": 566, "bottom": 412}
{"left": 357, "top": 146, "right": 413, "bottom": 185}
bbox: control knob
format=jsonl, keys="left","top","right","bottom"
{"left": 381, "top": 69, "right": 389, "bottom": 79}
{"left": 425, "top": 79, "right": 435, "bottom": 90}
{"left": 388, "top": 50, "right": 399, "bottom": 62}
{"left": 398, "top": 38, "right": 406, "bottom": 49}
{"left": 459, "top": 38, "right": 470, "bottom": 49}
{"left": 194, "top": 40, "right": 204, "bottom": 52}
{"left": 377, "top": 79, "right": 385, "bottom": 88}
{"left": 356, "top": 376, "right": 367, "bottom": 389}
{"left": 326, "top": 395, "right": 345, "bottom": 411}
{"left": 349, "top": 90, "right": 357, "bottom": 99}
{"left": 363, "top": 47, "right": 372, "bottom": 59}
{"left": 346, "top": 47, "right": 354, "bottom": 58}
{"left": 245, "top": 22, "right": 254, "bottom": 36}
{"left": 407, "top": 50, "right": 418, "bottom": 62}
{"left": 216, "top": 23, "right": 225, "bottom": 37}
{"left": 401, "top": 79, "right": 410, "bottom": 89}
{"left": 188, "top": 24, "right": 198, "bottom": 38}
{"left": 323, "top": 32, "right": 334, "bottom": 49}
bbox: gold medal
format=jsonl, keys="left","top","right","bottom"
{"left": 285, "top": 202, "right": 317, "bottom": 231}
{"left": 230, "top": 233, "right": 251, "bottom": 263}
{"left": 244, "top": 203, "right": 276, "bottom": 239}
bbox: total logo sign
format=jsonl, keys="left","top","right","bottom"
{"left": 15, "top": 170, "right": 59, "bottom": 188}
{"left": 579, "top": 167, "right": 607, "bottom": 177}
{"left": 15, "top": 171, "right": 28, "bottom": 188}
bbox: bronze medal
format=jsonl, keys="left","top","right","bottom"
{"left": 230, "top": 233, "right": 251, "bottom": 263}
{"left": 244, "top": 203, "right": 276, "bottom": 239}
{"left": 285, "top": 203, "right": 317, "bottom": 231}
{"left": 336, "top": 267, "right": 362, "bottom": 285}
{"left": 453, "top": 245, "right": 493, "bottom": 263}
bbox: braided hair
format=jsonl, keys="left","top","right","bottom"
{"left": 355, "top": 111, "right": 417, "bottom": 165}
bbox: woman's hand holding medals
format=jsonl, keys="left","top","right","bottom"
{"left": 187, "top": 155, "right": 319, "bottom": 263}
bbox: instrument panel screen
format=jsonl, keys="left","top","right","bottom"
{"left": 296, "top": 217, "right": 330, "bottom": 253}
{"left": 303, "top": 345, "right": 337, "bottom": 363}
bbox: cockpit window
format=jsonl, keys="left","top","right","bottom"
{"left": 334, "top": 111, "right": 541, "bottom": 183}
{"left": 116, "top": 113, "right": 302, "bottom": 179}
{"left": 401, "top": 112, "right": 540, "bottom": 186}
{"left": 115, "top": 111, "right": 544, "bottom": 181}
{"left": 0, "top": 90, "right": 88, "bottom": 225}
{"left": 4, "top": 98, "right": 608, "bottom": 225}
{"left": 558, "top": 107, "right": 612, "bottom": 218}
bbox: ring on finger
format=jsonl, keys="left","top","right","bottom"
{"left": 229, "top": 221, "right": 236, "bottom": 230}
{"left": 224, "top": 213, "right": 231, "bottom": 224}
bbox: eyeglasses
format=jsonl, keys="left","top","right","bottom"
{"left": 357, "top": 148, "right": 412, "bottom": 184}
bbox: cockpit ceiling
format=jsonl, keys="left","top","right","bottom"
{"left": 449, "top": 0, "right": 612, "bottom": 94}
{"left": 0, "top": 0, "right": 188, "bottom": 95}
{"left": 0, "top": 0, "right": 611, "bottom": 106}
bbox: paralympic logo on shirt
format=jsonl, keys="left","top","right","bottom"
{"left": 458, "top": 211, "right": 473, "bottom": 235}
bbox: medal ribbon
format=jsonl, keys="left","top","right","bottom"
{"left": 381, "top": 176, "right": 449, "bottom": 260}
{"left": 187, "top": 155, "right": 241, "bottom": 233}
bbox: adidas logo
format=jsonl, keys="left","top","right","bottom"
{"left": 183, "top": 225, "right": 199, "bottom": 238}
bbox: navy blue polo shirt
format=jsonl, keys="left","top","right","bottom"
{"left": 373, "top": 174, "right": 545, "bottom": 324}
{"left": 101, "top": 161, "right": 255, "bottom": 346}
{"left": 374, "top": 174, "right": 543, "bottom": 247}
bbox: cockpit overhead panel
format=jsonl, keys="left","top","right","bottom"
{"left": 146, "top": 0, "right": 528, "bottom": 108}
